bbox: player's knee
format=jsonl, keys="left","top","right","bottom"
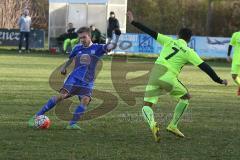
{"left": 55, "top": 95, "right": 63, "bottom": 102}
{"left": 59, "top": 89, "right": 70, "bottom": 99}
{"left": 181, "top": 93, "right": 191, "bottom": 100}
{"left": 144, "top": 101, "right": 154, "bottom": 108}
{"left": 81, "top": 96, "right": 91, "bottom": 105}
{"left": 232, "top": 74, "right": 237, "bottom": 80}
{"left": 57, "top": 93, "right": 69, "bottom": 101}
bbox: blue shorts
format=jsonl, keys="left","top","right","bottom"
{"left": 60, "top": 75, "right": 93, "bottom": 98}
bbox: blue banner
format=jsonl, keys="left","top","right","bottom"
{"left": 114, "top": 33, "right": 230, "bottom": 58}
{"left": 0, "top": 29, "right": 45, "bottom": 48}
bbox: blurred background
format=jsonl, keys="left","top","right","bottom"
{"left": 0, "top": 0, "right": 240, "bottom": 37}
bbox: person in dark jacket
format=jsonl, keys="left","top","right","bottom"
{"left": 90, "top": 25, "right": 102, "bottom": 43}
{"left": 107, "top": 11, "right": 121, "bottom": 43}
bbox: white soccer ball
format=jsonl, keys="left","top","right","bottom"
{"left": 34, "top": 115, "right": 51, "bottom": 129}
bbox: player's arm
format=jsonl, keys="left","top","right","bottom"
{"left": 227, "top": 45, "right": 232, "bottom": 56}
{"left": 106, "top": 43, "right": 117, "bottom": 52}
{"left": 60, "top": 46, "right": 78, "bottom": 75}
{"left": 188, "top": 50, "right": 227, "bottom": 85}
{"left": 127, "top": 11, "right": 157, "bottom": 40}
{"left": 60, "top": 58, "right": 73, "bottom": 75}
{"left": 127, "top": 11, "right": 171, "bottom": 45}
{"left": 104, "top": 30, "right": 121, "bottom": 52}
{"left": 198, "top": 62, "right": 227, "bottom": 85}
{"left": 104, "top": 40, "right": 120, "bottom": 53}
{"left": 227, "top": 45, "right": 232, "bottom": 62}
{"left": 227, "top": 33, "right": 235, "bottom": 62}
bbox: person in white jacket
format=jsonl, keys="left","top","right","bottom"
{"left": 18, "top": 9, "right": 31, "bottom": 53}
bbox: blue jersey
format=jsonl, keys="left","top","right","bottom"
{"left": 68, "top": 43, "right": 107, "bottom": 83}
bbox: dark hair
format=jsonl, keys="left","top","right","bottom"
{"left": 77, "top": 27, "right": 91, "bottom": 36}
{"left": 110, "top": 11, "right": 115, "bottom": 15}
{"left": 178, "top": 28, "right": 192, "bottom": 42}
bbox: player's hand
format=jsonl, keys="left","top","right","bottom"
{"left": 127, "top": 11, "right": 134, "bottom": 23}
{"left": 106, "top": 43, "right": 117, "bottom": 52}
{"left": 226, "top": 56, "right": 232, "bottom": 63}
{"left": 221, "top": 79, "right": 228, "bottom": 86}
{"left": 60, "top": 68, "right": 67, "bottom": 75}
{"left": 110, "top": 43, "right": 117, "bottom": 50}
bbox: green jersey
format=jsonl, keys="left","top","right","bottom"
{"left": 230, "top": 31, "right": 240, "bottom": 65}
{"left": 155, "top": 33, "right": 203, "bottom": 75}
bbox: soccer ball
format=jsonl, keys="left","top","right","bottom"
{"left": 35, "top": 115, "right": 51, "bottom": 129}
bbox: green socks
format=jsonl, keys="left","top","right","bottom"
{"left": 169, "top": 99, "right": 189, "bottom": 128}
{"left": 142, "top": 100, "right": 189, "bottom": 129}
{"left": 142, "top": 106, "right": 155, "bottom": 129}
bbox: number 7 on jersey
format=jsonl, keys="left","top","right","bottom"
{"left": 165, "top": 47, "right": 179, "bottom": 60}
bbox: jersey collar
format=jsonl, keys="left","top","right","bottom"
{"left": 178, "top": 39, "right": 188, "bottom": 46}
{"left": 83, "top": 42, "right": 93, "bottom": 48}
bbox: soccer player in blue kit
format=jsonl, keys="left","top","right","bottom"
{"left": 29, "top": 27, "right": 120, "bottom": 129}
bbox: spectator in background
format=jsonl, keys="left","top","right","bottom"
{"left": 90, "top": 25, "right": 102, "bottom": 43}
{"left": 107, "top": 11, "right": 121, "bottom": 43}
{"left": 18, "top": 9, "right": 31, "bottom": 53}
{"left": 57, "top": 23, "right": 78, "bottom": 53}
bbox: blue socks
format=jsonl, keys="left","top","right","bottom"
{"left": 69, "top": 104, "right": 86, "bottom": 126}
{"left": 36, "top": 97, "right": 57, "bottom": 116}
{"left": 36, "top": 96, "right": 86, "bottom": 126}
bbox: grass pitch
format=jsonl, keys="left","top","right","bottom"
{"left": 0, "top": 50, "right": 239, "bottom": 160}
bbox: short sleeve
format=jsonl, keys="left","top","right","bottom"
{"left": 69, "top": 45, "right": 79, "bottom": 59}
{"left": 187, "top": 50, "right": 204, "bottom": 66}
{"left": 230, "top": 33, "right": 236, "bottom": 46}
{"left": 95, "top": 44, "right": 107, "bottom": 57}
{"left": 156, "top": 33, "right": 173, "bottom": 46}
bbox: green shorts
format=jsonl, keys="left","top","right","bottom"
{"left": 231, "top": 63, "right": 240, "bottom": 75}
{"left": 63, "top": 38, "right": 79, "bottom": 51}
{"left": 144, "top": 64, "right": 188, "bottom": 104}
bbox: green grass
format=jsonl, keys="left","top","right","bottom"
{"left": 0, "top": 50, "right": 239, "bottom": 160}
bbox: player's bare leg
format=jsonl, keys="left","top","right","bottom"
{"left": 167, "top": 93, "right": 191, "bottom": 138}
{"left": 232, "top": 74, "right": 240, "bottom": 96}
{"left": 142, "top": 101, "right": 160, "bottom": 142}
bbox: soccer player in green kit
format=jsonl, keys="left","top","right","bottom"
{"left": 227, "top": 31, "right": 240, "bottom": 95}
{"left": 127, "top": 11, "right": 228, "bottom": 142}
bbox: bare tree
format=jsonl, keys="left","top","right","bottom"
{"left": 0, "top": 0, "right": 48, "bottom": 29}
{"left": 206, "top": 0, "right": 213, "bottom": 35}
